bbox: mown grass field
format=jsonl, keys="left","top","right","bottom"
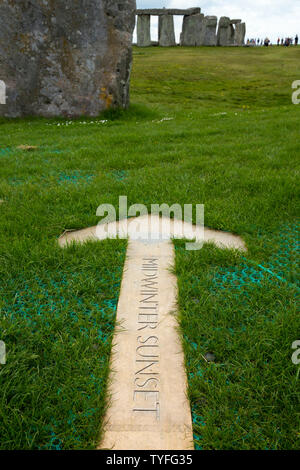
{"left": 0, "top": 46, "right": 299, "bottom": 450}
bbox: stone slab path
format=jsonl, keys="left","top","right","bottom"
{"left": 99, "top": 239, "right": 193, "bottom": 450}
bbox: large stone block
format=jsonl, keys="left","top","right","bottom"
{"left": 203, "top": 16, "right": 218, "bottom": 46}
{"left": 217, "top": 16, "right": 231, "bottom": 46}
{"left": 181, "top": 14, "right": 205, "bottom": 47}
{"left": 137, "top": 14, "right": 151, "bottom": 47}
{"left": 0, "top": 0, "right": 136, "bottom": 117}
{"left": 158, "top": 15, "right": 176, "bottom": 47}
{"left": 234, "top": 22, "right": 246, "bottom": 46}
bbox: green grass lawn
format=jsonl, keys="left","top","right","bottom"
{"left": 0, "top": 46, "right": 299, "bottom": 449}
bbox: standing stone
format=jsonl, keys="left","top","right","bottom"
{"left": 203, "top": 16, "right": 218, "bottom": 46}
{"left": 137, "top": 14, "right": 151, "bottom": 47}
{"left": 0, "top": 0, "right": 136, "bottom": 118}
{"left": 217, "top": 17, "right": 231, "bottom": 46}
{"left": 158, "top": 15, "right": 176, "bottom": 47}
{"left": 234, "top": 22, "right": 246, "bottom": 46}
{"left": 181, "top": 13, "right": 205, "bottom": 47}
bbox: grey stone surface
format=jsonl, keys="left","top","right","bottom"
{"left": 234, "top": 22, "right": 246, "bottom": 46}
{"left": 137, "top": 14, "right": 151, "bottom": 47}
{"left": 0, "top": 0, "right": 136, "bottom": 118}
{"left": 136, "top": 8, "right": 201, "bottom": 16}
{"left": 181, "top": 14, "right": 205, "bottom": 47}
{"left": 217, "top": 16, "right": 231, "bottom": 46}
{"left": 158, "top": 15, "right": 176, "bottom": 47}
{"left": 203, "top": 16, "right": 218, "bottom": 46}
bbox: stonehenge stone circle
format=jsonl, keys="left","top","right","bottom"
{"left": 135, "top": 8, "right": 246, "bottom": 48}
{"left": 0, "top": 0, "right": 136, "bottom": 118}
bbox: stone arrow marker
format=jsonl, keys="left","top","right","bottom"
{"left": 59, "top": 215, "right": 246, "bottom": 450}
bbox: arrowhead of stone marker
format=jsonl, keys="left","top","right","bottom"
{"left": 58, "top": 214, "right": 246, "bottom": 252}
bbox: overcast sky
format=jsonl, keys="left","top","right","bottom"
{"left": 135, "top": 1, "right": 300, "bottom": 43}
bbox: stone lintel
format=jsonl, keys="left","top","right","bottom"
{"left": 136, "top": 8, "right": 201, "bottom": 16}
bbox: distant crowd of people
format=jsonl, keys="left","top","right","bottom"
{"left": 246, "top": 35, "right": 298, "bottom": 47}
